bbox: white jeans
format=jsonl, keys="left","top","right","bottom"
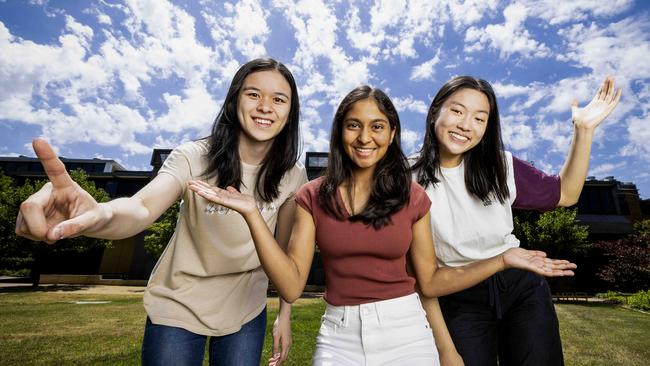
{"left": 312, "top": 293, "right": 439, "bottom": 366}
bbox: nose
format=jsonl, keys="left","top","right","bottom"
{"left": 357, "top": 127, "right": 371, "bottom": 144}
{"left": 257, "top": 97, "right": 272, "bottom": 113}
{"left": 456, "top": 114, "right": 471, "bottom": 131}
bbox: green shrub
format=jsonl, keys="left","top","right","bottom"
{"left": 626, "top": 290, "right": 650, "bottom": 311}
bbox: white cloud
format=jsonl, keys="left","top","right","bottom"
{"left": 410, "top": 50, "right": 441, "bottom": 81}
{"left": 392, "top": 96, "right": 428, "bottom": 115}
{"left": 465, "top": 3, "right": 551, "bottom": 59}
{"left": 536, "top": 119, "right": 573, "bottom": 154}
{"left": 524, "top": 0, "right": 634, "bottom": 25}
{"left": 401, "top": 128, "right": 422, "bottom": 155}
{"left": 501, "top": 114, "right": 535, "bottom": 150}
{"left": 589, "top": 161, "right": 627, "bottom": 177}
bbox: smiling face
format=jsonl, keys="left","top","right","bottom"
{"left": 236, "top": 70, "right": 292, "bottom": 148}
{"left": 342, "top": 98, "right": 396, "bottom": 173}
{"left": 434, "top": 88, "right": 490, "bottom": 167}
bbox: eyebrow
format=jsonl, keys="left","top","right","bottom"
{"left": 450, "top": 101, "right": 489, "bottom": 114}
{"left": 242, "top": 86, "right": 290, "bottom": 100}
{"left": 344, "top": 117, "right": 389, "bottom": 124}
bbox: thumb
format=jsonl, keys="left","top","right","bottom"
{"left": 46, "top": 209, "right": 102, "bottom": 241}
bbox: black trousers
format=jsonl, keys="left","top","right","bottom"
{"left": 439, "top": 269, "right": 564, "bottom": 366}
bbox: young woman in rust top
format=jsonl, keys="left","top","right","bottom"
{"left": 189, "top": 86, "right": 575, "bottom": 365}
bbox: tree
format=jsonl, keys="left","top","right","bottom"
{"left": 0, "top": 169, "right": 112, "bottom": 281}
{"left": 594, "top": 219, "right": 650, "bottom": 292}
{"left": 144, "top": 201, "right": 180, "bottom": 258}
{"left": 515, "top": 207, "right": 590, "bottom": 259}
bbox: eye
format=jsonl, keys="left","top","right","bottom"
{"left": 475, "top": 117, "right": 486, "bottom": 123}
{"left": 345, "top": 121, "right": 360, "bottom": 129}
{"left": 372, "top": 123, "right": 386, "bottom": 131}
{"left": 273, "top": 97, "right": 287, "bottom": 104}
{"left": 451, "top": 108, "right": 462, "bottom": 115}
{"left": 247, "top": 92, "right": 260, "bottom": 99}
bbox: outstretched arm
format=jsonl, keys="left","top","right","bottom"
{"left": 188, "top": 180, "right": 315, "bottom": 303}
{"left": 409, "top": 213, "right": 576, "bottom": 298}
{"left": 16, "top": 139, "right": 180, "bottom": 243}
{"left": 558, "top": 76, "right": 622, "bottom": 206}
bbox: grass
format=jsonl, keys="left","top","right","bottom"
{"left": 0, "top": 288, "right": 648, "bottom": 365}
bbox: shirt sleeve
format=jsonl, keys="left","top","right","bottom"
{"left": 512, "top": 156, "right": 561, "bottom": 211}
{"left": 410, "top": 182, "right": 432, "bottom": 222}
{"left": 295, "top": 181, "right": 315, "bottom": 215}
{"left": 157, "top": 144, "right": 194, "bottom": 196}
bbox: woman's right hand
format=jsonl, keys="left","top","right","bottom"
{"left": 187, "top": 180, "right": 258, "bottom": 216}
{"left": 15, "top": 138, "right": 113, "bottom": 244}
{"left": 502, "top": 247, "right": 577, "bottom": 277}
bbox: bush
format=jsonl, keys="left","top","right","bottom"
{"left": 627, "top": 290, "right": 650, "bottom": 311}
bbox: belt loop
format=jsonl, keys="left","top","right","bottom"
{"left": 343, "top": 306, "right": 349, "bottom": 327}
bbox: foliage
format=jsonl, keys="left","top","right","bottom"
{"left": 144, "top": 201, "right": 180, "bottom": 258}
{"left": 599, "top": 290, "right": 650, "bottom": 311}
{"left": 514, "top": 207, "right": 590, "bottom": 259}
{"left": 0, "top": 169, "right": 111, "bottom": 275}
{"left": 594, "top": 220, "right": 650, "bottom": 293}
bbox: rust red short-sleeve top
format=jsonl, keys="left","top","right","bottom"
{"left": 295, "top": 178, "right": 431, "bottom": 306}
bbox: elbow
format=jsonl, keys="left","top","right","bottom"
{"left": 419, "top": 283, "right": 441, "bottom": 298}
{"left": 557, "top": 192, "right": 579, "bottom": 207}
{"left": 277, "top": 286, "right": 302, "bottom": 304}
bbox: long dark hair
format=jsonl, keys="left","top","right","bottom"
{"left": 204, "top": 58, "right": 300, "bottom": 202}
{"left": 412, "top": 76, "right": 509, "bottom": 203}
{"left": 318, "top": 85, "right": 411, "bottom": 229}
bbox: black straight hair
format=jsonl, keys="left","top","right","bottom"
{"left": 412, "top": 76, "right": 509, "bottom": 204}
{"left": 318, "top": 85, "right": 411, "bottom": 229}
{"left": 203, "top": 58, "right": 300, "bottom": 202}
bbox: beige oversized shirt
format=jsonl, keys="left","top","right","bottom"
{"left": 143, "top": 139, "right": 307, "bottom": 336}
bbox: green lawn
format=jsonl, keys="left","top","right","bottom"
{"left": 0, "top": 288, "right": 648, "bottom": 365}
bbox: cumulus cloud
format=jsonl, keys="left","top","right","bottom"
{"left": 410, "top": 50, "right": 441, "bottom": 81}
{"left": 465, "top": 3, "right": 551, "bottom": 59}
{"left": 524, "top": 0, "right": 633, "bottom": 25}
{"left": 392, "top": 96, "right": 428, "bottom": 115}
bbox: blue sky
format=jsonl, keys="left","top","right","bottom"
{"left": 1, "top": 0, "right": 649, "bottom": 198}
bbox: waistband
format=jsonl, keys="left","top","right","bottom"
{"left": 323, "top": 292, "right": 421, "bottom": 327}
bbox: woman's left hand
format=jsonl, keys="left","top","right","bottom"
{"left": 502, "top": 248, "right": 577, "bottom": 277}
{"left": 187, "top": 180, "right": 257, "bottom": 215}
{"left": 571, "top": 75, "right": 622, "bottom": 130}
{"left": 268, "top": 313, "right": 292, "bottom": 366}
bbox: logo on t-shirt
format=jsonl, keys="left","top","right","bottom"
{"left": 205, "top": 201, "right": 278, "bottom": 215}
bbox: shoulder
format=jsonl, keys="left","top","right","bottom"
{"left": 284, "top": 160, "right": 307, "bottom": 184}
{"left": 170, "top": 139, "right": 209, "bottom": 160}
{"left": 298, "top": 177, "right": 322, "bottom": 196}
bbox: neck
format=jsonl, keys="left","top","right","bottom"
{"left": 238, "top": 133, "right": 273, "bottom": 165}
{"left": 439, "top": 151, "right": 463, "bottom": 168}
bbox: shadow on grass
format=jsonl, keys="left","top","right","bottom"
{"left": 0, "top": 284, "right": 94, "bottom": 293}
{"left": 555, "top": 300, "right": 621, "bottom": 308}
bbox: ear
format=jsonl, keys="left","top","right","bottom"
{"left": 390, "top": 128, "right": 396, "bottom": 144}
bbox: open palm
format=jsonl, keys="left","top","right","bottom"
{"left": 503, "top": 248, "right": 576, "bottom": 277}
{"left": 188, "top": 180, "right": 257, "bottom": 215}
{"left": 571, "top": 76, "right": 622, "bottom": 129}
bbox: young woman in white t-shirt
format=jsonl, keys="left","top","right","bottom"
{"left": 411, "top": 75, "right": 621, "bottom": 365}
{"left": 15, "top": 58, "right": 306, "bottom": 366}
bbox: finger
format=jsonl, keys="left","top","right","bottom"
{"left": 19, "top": 184, "right": 55, "bottom": 240}
{"left": 15, "top": 213, "right": 46, "bottom": 242}
{"left": 281, "top": 341, "right": 290, "bottom": 362}
{"left": 46, "top": 209, "right": 101, "bottom": 241}
{"left": 32, "top": 138, "right": 74, "bottom": 189}
{"left": 226, "top": 186, "right": 240, "bottom": 194}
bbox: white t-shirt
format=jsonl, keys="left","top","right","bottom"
{"left": 413, "top": 151, "right": 560, "bottom": 267}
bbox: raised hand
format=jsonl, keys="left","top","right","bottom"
{"left": 187, "top": 180, "right": 257, "bottom": 215}
{"left": 571, "top": 76, "right": 622, "bottom": 130}
{"left": 15, "top": 138, "right": 111, "bottom": 244}
{"left": 502, "top": 248, "right": 576, "bottom": 277}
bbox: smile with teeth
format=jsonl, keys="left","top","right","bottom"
{"left": 449, "top": 131, "right": 469, "bottom": 142}
{"left": 353, "top": 147, "right": 376, "bottom": 157}
{"left": 253, "top": 117, "right": 273, "bottom": 127}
